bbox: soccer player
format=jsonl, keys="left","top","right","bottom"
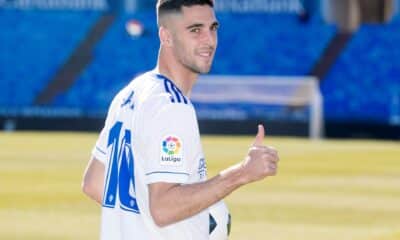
{"left": 82, "top": 0, "right": 279, "bottom": 239}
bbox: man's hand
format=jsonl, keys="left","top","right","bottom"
{"left": 240, "top": 124, "right": 279, "bottom": 184}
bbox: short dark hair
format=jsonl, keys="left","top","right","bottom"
{"left": 157, "top": 0, "right": 214, "bottom": 26}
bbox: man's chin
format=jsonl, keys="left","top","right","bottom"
{"left": 198, "top": 69, "right": 211, "bottom": 74}
{"left": 190, "top": 67, "right": 211, "bottom": 75}
{"left": 186, "top": 62, "right": 213, "bottom": 74}
{"left": 197, "top": 64, "right": 213, "bottom": 74}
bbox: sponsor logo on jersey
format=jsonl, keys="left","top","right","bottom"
{"left": 160, "top": 136, "right": 183, "bottom": 166}
{"left": 197, "top": 158, "right": 207, "bottom": 180}
{"left": 121, "top": 90, "right": 135, "bottom": 110}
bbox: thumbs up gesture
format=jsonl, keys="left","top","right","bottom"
{"left": 241, "top": 124, "right": 279, "bottom": 184}
{"left": 253, "top": 124, "right": 266, "bottom": 146}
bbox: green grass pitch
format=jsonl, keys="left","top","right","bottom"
{"left": 0, "top": 132, "right": 399, "bottom": 240}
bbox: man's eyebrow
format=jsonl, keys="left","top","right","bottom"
{"left": 186, "top": 23, "right": 204, "bottom": 30}
{"left": 186, "top": 21, "right": 219, "bottom": 30}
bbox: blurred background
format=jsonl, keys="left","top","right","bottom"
{"left": 1, "top": 1, "right": 400, "bottom": 240}
{"left": 0, "top": 0, "right": 399, "bottom": 139}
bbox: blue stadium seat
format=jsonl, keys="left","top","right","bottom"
{"left": 212, "top": 13, "right": 335, "bottom": 76}
{"left": 53, "top": 11, "right": 159, "bottom": 112}
{"left": 0, "top": 9, "right": 100, "bottom": 108}
{"left": 321, "top": 19, "right": 400, "bottom": 123}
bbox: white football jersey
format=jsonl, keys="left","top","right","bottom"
{"left": 91, "top": 70, "right": 209, "bottom": 240}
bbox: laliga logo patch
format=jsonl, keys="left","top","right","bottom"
{"left": 162, "top": 136, "right": 181, "bottom": 155}
{"left": 160, "top": 136, "right": 183, "bottom": 166}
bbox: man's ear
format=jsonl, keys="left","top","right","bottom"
{"left": 159, "top": 26, "right": 173, "bottom": 47}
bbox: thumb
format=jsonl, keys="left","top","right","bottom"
{"left": 253, "top": 124, "right": 265, "bottom": 146}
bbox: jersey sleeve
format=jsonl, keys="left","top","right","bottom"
{"left": 140, "top": 98, "right": 197, "bottom": 185}
{"left": 91, "top": 126, "right": 108, "bottom": 164}
{"left": 91, "top": 98, "right": 119, "bottom": 164}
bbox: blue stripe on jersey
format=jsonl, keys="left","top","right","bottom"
{"left": 167, "top": 80, "right": 182, "bottom": 103}
{"left": 170, "top": 83, "right": 188, "bottom": 104}
{"left": 156, "top": 74, "right": 188, "bottom": 104}
{"left": 163, "top": 79, "right": 176, "bottom": 103}
{"left": 145, "top": 171, "right": 190, "bottom": 176}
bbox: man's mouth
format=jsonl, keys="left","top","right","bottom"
{"left": 199, "top": 51, "right": 212, "bottom": 58}
{"left": 198, "top": 47, "right": 214, "bottom": 58}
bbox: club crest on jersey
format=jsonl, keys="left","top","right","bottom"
{"left": 160, "top": 136, "right": 183, "bottom": 166}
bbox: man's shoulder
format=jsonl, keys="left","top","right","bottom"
{"left": 134, "top": 71, "right": 191, "bottom": 108}
{"left": 112, "top": 71, "right": 161, "bottom": 102}
{"left": 108, "top": 71, "right": 193, "bottom": 120}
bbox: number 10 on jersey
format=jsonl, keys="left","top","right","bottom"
{"left": 103, "top": 121, "right": 140, "bottom": 213}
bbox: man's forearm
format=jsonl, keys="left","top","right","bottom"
{"left": 148, "top": 163, "right": 245, "bottom": 227}
{"left": 82, "top": 157, "right": 105, "bottom": 205}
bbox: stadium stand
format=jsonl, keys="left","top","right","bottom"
{"left": 52, "top": 11, "right": 159, "bottom": 113}
{"left": 52, "top": 12, "right": 335, "bottom": 114}
{"left": 0, "top": 9, "right": 100, "bottom": 108}
{"left": 1, "top": 5, "right": 398, "bottom": 137}
{"left": 212, "top": 13, "right": 335, "bottom": 76}
{"left": 321, "top": 15, "right": 400, "bottom": 123}
{"left": 1, "top": 1, "right": 399, "bottom": 138}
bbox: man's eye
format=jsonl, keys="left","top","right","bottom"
{"left": 211, "top": 25, "right": 219, "bottom": 31}
{"left": 190, "top": 28, "right": 200, "bottom": 33}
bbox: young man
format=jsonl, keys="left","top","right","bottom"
{"left": 82, "top": 0, "right": 279, "bottom": 239}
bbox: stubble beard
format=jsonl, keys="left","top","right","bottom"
{"left": 180, "top": 53, "right": 214, "bottom": 75}
{"left": 185, "top": 62, "right": 212, "bottom": 74}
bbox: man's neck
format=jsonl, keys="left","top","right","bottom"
{"left": 157, "top": 50, "right": 198, "bottom": 96}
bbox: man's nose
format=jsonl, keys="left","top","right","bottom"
{"left": 202, "top": 29, "right": 217, "bottom": 46}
